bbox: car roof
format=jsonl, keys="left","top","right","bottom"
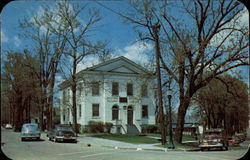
{"left": 204, "top": 128, "right": 224, "bottom": 132}
{"left": 23, "top": 123, "right": 38, "bottom": 126}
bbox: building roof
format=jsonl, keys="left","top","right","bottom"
{"left": 59, "top": 56, "right": 154, "bottom": 89}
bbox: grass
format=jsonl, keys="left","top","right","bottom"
{"left": 147, "top": 133, "right": 201, "bottom": 142}
{"left": 87, "top": 133, "right": 160, "bottom": 144}
{"left": 155, "top": 141, "right": 200, "bottom": 150}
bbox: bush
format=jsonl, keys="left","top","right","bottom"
{"left": 142, "top": 124, "right": 160, "bottom": 133}
{"left": 104, "top": 122, "right": 113, "bottom": 133}
{"left": 88, "top": 121, "right": 104, "bottom": 133}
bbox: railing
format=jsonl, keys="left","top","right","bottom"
{"left": 134, "top": 119, "right": 142, "bottom": 133}
{"left": 116, "top": 120, "right": 127, "bottom": 134}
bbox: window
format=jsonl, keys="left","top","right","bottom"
{"left": 142, "top": 105, "right": 148, "bottom": 118}
{"left": 92, "top": 82, "right": 99, "bottom": 96}
{"left": 141, "top": 84, "right": 148, "bottom": 97}
{"left": 112, "top": 82, "right": 119, "bottom": 96}
{"left": 127, "top": 83, "right": 133, "bottom": 96}
{"left": 112, "top": 105, "right": 119, "bottom": 120}
{"left": 119, "top": 97, "right": 128, "bottom": 103}
{"left": 92, "top": 104, "right": 99, "bottom": 117}
{"left": 62, "top": 90, "right": 66, "bottom": 105}
{"left": 63, "top": 109, "right": 65, "bottom": 121}
{"left": 78, "top": 104, "right": 81, "bottom": 118}
{"left": 67, "top": 108, "right": 70, "bottom": 121}
{"left": 78, "top": 83, "right": 83, "bottom": 96}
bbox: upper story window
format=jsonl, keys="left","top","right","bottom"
{"left": 141, "top": 84, "right": 148, "bottom": 97}
{"left": 62, "top": 90, "right": 66, "bottom": 105}
{"left": 112, "top": 82, "right": 119, "bottom": 96}
{"left": 92, "top": 104, "right": 99, "bottom": 117}
{"left": 78, "top": 83, "right": 83, "bottom": 96}
{"left": 142, "top": 105, "right": 148, "bottom": 118}
{"left": 127, "top": 83, "right": 133, "bottom": 96}
{"left": 92, "top": 82, "right": 99, "bottom": 96}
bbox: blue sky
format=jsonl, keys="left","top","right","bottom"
{"left": 1, "top": 0, "right": 156, "bottom": 70}
{"left": 1, "top": 0, "right": 249, "bottom": 111}
{"left": 1, "top": 1, "right": 249, "bottom": 81}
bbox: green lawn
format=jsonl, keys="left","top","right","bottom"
{"left": 155, "top": 141, "right": 200, "bottom": 150}
{"left": 147, "top": 134, "right": 201, "bottom": 142}
{"left": 87, "top": 133, "right": 160, "bottom": 144}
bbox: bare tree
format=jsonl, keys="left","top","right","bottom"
{"left": 98, "top": 0, "right": 249, "bottom": 143}
{"left": 54, "top": 1, "right": 106, "bottom": 133}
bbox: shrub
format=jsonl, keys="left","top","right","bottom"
{"left": 142, "top": 124, "right": 160, "bottom": 133}
{"left": 88, "top": 121, "right": 104, "bottom": 133}
{"left": 104, "top": 122, "right": 113, "bottom": 133}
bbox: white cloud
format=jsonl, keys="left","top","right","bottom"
{"left": 74, "top": 41, "right": 154, "bottom": 73}
{"left": 1, "top": 30, "right": 8, "bottom": 43}
{"left": 239, "top": 7, "right": 249, "bottom": 26}
{"left": 117, "top": 41, "right": 153, "bottom": 65}
{"left": 76, "top": 56, "right": 100, "bottom": 73}
{"left": 31, "top": 2, "right": 84, "bottom": 35}
{"left": 14, "top": 36, "right": 21, "bottom": 47}
{"left": 208, "top": 8, "right": 249, "bottom": 49}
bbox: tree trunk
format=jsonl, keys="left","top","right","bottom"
{"left": 72, "top": 54, "right": 78, "bottom": 134}
{"left": 152, "top": 24, "right": 166, "bottom": 145}
{"left": 175, "top": 98, "right": 190, "bottom": 143}
{"left": 14, "top": 92, "right": 23, "bottom": 132}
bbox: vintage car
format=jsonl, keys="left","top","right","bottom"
{"left": 235, "top": 133, "right": 246, "bottom": 142}
{"left": 199, "top": 128, "right": 228, "bottom": 151}
{"left": 21, "top": 123, "right": 41, "bottom": 141}
{"left": 47, "top": 124, "right": 77, "bottom": 143}
{"left": 5, "top": 123, "right": 13, "bottom": 129}
{"left": 228, "top": 136, "right": 241, "bottom": 146}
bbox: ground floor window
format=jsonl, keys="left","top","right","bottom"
{"left": 112, "top": 105, "right": 119, "bottom": 120}
{"left": 92, "top": 104, "right": 99, "bottom": 117}
{"left": 142, "top": 105, "right": 148, "bottom": 118}
{"left": 78, "top": 104, "right": 81, "bottom": 118}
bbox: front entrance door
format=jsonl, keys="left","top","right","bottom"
{"left": 127, "top": 106, "right": 133, "bottom": 125}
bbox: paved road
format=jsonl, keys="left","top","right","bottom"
{"left": 1, "top": 127, "right": 248, "bottom": 160}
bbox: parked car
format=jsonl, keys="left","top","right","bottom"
{"left": 228, "top": 136, "right": 241, "bottom": 146}
{"left": 235, "top": 133, "right": 246, "bottom": 142}
{"left": 21, "top": 123, "right": 41, "bottom": 141}
{"left": 199, "top": 128, "right": 228, "bottom": 151}
{"left": 47, "top": 124, "right": 77, "bottom": 143}
{"left": 5, "top": 124, "right": 13, "bottom": 129}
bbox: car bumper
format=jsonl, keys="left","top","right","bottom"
{"left": 199, "top": 143, "right": 223, "bottom": 148}
{"left": 21, "top": 133, "right": 40, "bottom": 138}
{"left": 55, "top": 136, "right": 77, "bottom": 141}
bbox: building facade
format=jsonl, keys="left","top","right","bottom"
{"left": 59, "top": 56, "right": 156, "bottom": 134}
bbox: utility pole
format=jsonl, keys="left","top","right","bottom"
{"left": 152, "top": 23, "right": 166, "bottom": 145}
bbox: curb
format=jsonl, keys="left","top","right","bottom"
{"left": 102, "top": 145, "right": 180, "bottom": 152}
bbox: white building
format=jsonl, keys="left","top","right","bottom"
{"left": 59, "top": 56, "right": 156, "bottom": 134}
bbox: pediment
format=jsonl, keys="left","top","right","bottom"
{"left": 84, "top": 56, "right": 150, "bottom": 74}
{"left": 108, "top": 65, "right": 138, "bottom": 74}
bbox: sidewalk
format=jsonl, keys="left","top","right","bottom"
{"left": 76, "top": 134, "right": 176, "bottom": 152}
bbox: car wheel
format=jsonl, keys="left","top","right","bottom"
{"left": 21, "top": 138, "right": 25, "bottom": 141}
{"left": 36, "top": 137, "right": 40, "bottom": 141}
{"left": 55, "top": 138, "right": 58, "bottom": 142}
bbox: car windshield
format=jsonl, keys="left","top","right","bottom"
{"left": 56, "top": 126, "right": 73, "bottom": 131}
{"left": 204, "top": 131, "right": 222, "bottom": 139}
{"left": 23, "top": 124, "right": 38, "bottom": 131}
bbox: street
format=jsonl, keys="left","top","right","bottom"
{"left": 1, "top": 127, "right": 248, "bottom": 160}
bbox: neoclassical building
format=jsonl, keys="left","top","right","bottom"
{"left": 59, "top": 56, "right": 156, "bottom": 134}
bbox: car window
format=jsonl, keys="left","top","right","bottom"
{"left": 57, "top": 126, "right": 73, "bottom": 131}
{"left": 25, "top": 124, "right": 38, "bottom": 130}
